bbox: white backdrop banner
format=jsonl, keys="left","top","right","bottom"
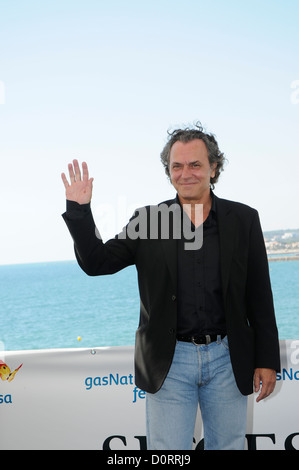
{"left": 0, "top": 340, "right": 299, "bottom": 450}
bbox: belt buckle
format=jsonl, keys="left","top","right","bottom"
{"left": 191, "top": 335, "right": 211, "bottom": 345}
{"left": 191, "top": 336, "right": 200, "bottom": 346}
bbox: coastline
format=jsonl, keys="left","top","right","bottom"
{"left": 267, "top": 249, "right": 299, "bottom": 262}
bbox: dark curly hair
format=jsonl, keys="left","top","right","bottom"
{"left": 160, "top": 121, "right": 226, "bottom": 189}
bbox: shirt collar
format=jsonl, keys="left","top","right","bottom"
{"left": 175, "top": 190, "right": 216, "bottom": 213}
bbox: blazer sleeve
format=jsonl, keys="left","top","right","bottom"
{"left": 245, "top": 211, "right": 280, "bottom": 371}
{"left": 62, "top": 202, "right": 137, "bottom": 276}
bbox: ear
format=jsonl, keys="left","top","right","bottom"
{"left": 210, "top": 163, "right": 217, "bottom": 178}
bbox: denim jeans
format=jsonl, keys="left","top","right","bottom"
{"left": 146, "top": 336, "right": 248, "bottom": 450}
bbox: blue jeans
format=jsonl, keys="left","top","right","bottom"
{"left": 146, "top": 336, "right": 248, "bottom": 450}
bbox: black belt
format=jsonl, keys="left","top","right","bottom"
{"left": 176, "top": 334, "right": 225, "bottom": 345}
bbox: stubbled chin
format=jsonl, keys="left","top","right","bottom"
{"left": 178, "top": 185, "right": 197, "bottom": 195}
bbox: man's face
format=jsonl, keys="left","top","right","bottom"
{"left": 169, "top": 139, "right": 216, "bottom": 203}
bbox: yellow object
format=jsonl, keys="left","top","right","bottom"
{"left": 77, "top": 336, "right": 82, "bottom": 341}
{"left": 0, "top": 363, "right": 11, "bottom": 381}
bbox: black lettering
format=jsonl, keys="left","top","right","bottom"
{"left": 285, "top": 433, "right": 299, "bottom": 450}
{"left": 246, "top": 433, "right": 275, "bottom": 450}
{"left": 102, "top": 435, "right": 127, "bottom": 450}
{"left": 194, "top": 438, "right": 204, "bottom": 450}
{"left": 134, "top": 435, "right": 147, "bottom": 450}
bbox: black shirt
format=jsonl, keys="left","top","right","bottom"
{"left": 176, "top": 193, "right": 226, "bottom": 336}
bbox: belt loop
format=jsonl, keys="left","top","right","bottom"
{"left": 205, "top": 335, "right": 211, "bottom": 345}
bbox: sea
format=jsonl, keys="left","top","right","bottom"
{"left": 0, "top": 258, "right": 299, "bottom": 351}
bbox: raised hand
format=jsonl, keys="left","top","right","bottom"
{"left": 61, "top": 159, "right": 94, "bottom": 205}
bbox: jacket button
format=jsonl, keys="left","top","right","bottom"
{"left": 171, "top": 295, "right": 176, "bottom": 301}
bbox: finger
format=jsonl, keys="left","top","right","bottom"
{"left": 256, "top": 386, "right": 270, "bottom": 402}
{"left": 68, "top": 163, "right": 76, "bottom": 183}
{"left": 73, "top": 159, "right": 82, "bottom": 181}
{"left": 254, "top": 372, "right": 261, "bottom": 393}
{"left": 61, "top": 172, "right": 69, "bottom": 188}
{"left": 256, "top": 380, "right": 275, "bottom": 402}
{"left": 82, "top": 161, "right": 89, "bottom": 181}
{"left": 256, "top": 388, "right": 266, "bottom": 403}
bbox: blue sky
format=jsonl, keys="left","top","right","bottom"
{"left": 0, "top": 0, "right": 298, "bottom": 264}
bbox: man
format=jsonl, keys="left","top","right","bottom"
{"left": 61, "top": 123, "right": 280, "bottom": 450}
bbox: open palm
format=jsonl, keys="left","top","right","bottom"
{"left": 61, "top": 159, "right": 93, "bottom": 205}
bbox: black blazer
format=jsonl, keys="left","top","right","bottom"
{"left": 62, "top": 194, "right": 280, "bottom": 396}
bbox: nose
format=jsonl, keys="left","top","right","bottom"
{"left": 181, "top": 164, "right": 192, "bottom": 179}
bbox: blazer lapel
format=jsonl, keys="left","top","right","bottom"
{"left": 215, "top": 196, "right": 237, "bottom": 299}
{"left": 158, "top": 198, "right": 179, "bottom": 291}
